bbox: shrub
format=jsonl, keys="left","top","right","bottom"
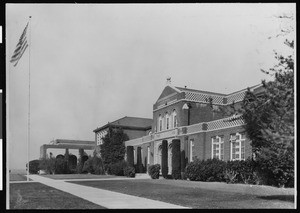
{"left": 82, "top": 156, "right": 105, "bottom": 175}
{"left": 92, "top": 156, "right": 105, "bottom": 175}
{"left": 124, "top": 166, "right": 135, "bottom": 177}
{"left": 185, "top": 158, "right": 226, "bottom": 182}
{"left": 55, "top": 158, "right": 69, "bottom": 174}
{"left": 82, "top": 158, "right": 93, "bottom": 174}
{"left": 39, "top": 157, "right": 55, "bottom": 174}
{"left": 225, "top": 158, "right": 260, "bottom": 184}
{"left": 126, "top": 146, "right": 134, "bottom": 167}
{"left": 148, "top": 164, "right": 160, "bottom": 179}
{"left": 29, "top": 160, "right": 40, "bottom": 174}
{"left": 161, "top": 140, "right": 168, "bottom": 178}
{"left": 171, "top": 139, "right": 181, "bottom": 179}
{"left": 254, "top": 148, "right": 294, "bottom": 187}
{"left": 107, "top": 160, "right": 128, "bottom": 176}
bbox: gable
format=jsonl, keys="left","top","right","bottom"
{"left": 156, "top": 86, "right": 180, "bottom": 103}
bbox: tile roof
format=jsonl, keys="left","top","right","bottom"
{"left": 93, "top": 116, "right": 153, "bottom": 132}
{"left": 155, "top": 83, "right": 264, "bottom": 109}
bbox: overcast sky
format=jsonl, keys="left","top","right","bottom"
{"left": 6, "top": 3, "right": 295, "bottom": 170}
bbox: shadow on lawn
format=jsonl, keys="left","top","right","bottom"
{"left": 257, "top": 195, "right": 294, "bottom": 202}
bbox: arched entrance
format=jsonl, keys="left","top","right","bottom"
{"left": 56, "top": 154, "right": 65, "bottom": 160}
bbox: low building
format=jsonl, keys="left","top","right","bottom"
{"left": 125, "top": 82, "right": 264, "bottom": 174}
{"left": 40, "top": 139, "right": 95, "bottom": 168}
{"left": 93, "top": 116, "right": 152, "bottom": 157}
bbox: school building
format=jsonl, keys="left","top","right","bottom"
{"left": 124, "top": 81, "right": 264, "bottom": 174}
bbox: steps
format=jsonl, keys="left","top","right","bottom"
{"left": 135, "top": 173, "right": 150, "bottom": 179}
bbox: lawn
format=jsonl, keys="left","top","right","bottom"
{"left": 41, "top": 174, "right": 118, "bottom": 180}
{"left": 9, "top": 182, "right": 106, "bottom": 209}
{"left": 70, "top": 179, "right": 295, "bottom": 209}
{"left": 10, "top": 174, "right": 32, "bottom": 182}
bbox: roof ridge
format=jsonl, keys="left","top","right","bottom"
{"left": 175, "top": 83, "right": 262, "bottom": 96}
{"left": 175, "top": 86, "right": 226, "bottom": 96}
{"left": 226, "top": 83, "right": 263, "bottom": 96}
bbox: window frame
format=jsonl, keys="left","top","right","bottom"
{"left": 211, "top": 135, "right": 224, "bottom": 160}
{"left": 190, "top": 139, "right": 194, "bottom": 162}
{"left": 230, "top": 132, "right": 246, "bottom": 161}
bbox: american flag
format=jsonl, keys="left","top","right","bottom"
{"left": 10, "top": 22, "right": 29, "bottom": 67}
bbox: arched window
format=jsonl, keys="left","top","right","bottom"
{"left": 166, "top": 112, "right": 170, "bottom": 130}
{"left": 172, "top": 110, "right": 177, "bottom": 128}
{"left": 230, "top": 132, "right": 246, "bottom": 161}
{"left": 158, "top": 114, "right": 162, "bottom": 132}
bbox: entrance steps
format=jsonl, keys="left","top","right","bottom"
{"left": 135, "top": 173, "right": 150, "bottom": 179}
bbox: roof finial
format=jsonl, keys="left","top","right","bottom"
{"left": 166, "top": 76, "right": 171, "bottom": 86}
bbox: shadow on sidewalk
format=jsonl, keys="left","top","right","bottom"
{"left": 257, "top": 195, "right": 294, "bottom": 202}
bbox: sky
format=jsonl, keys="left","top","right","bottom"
{"left": 6, "top": 3, "right": 295, "bottom": 170}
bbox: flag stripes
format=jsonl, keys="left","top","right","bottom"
{"left": 10, "top": 22, "right": 29, "bottom": 67}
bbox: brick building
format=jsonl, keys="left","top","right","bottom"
{"left": 125, "top": 82, "right": 264, "bottom": 174}
{"left": 93, "top": 116, "right": 152, "bottom": 157}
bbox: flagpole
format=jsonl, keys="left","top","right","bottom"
{"left": 27, "top": 16, "right": 32, "bottom": 181}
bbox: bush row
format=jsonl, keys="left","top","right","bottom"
{"left": 82, "top": 156, "right": 105, "bottom": 175}
{"left": 106, "top": 160, "right": 136, "bottom": 178}
{"left": 185, "top": 157, "right": 294, "bottom": 187}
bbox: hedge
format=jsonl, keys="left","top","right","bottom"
{"left": 107, "top": 160, "right": 128, "bottom": 176}
{"left": 185, "top": 158, "right": 273, "bottom": 186}
{"left": 82, "top": 156, "right": 105, "bottom": 175}
{"left": 29, "top": 159, "right": 40, "bottom": 174}
{"left": 171, "top": 139, "right": 181, "bottom": 179}
{"left": 124, "top": 166, "right": 135, "bottom": 178}
{"left": 161, "top": 140, "right": 168, "bottom": 178}
{"left": 126, "top": 146, "right": 134, "bottom": 167}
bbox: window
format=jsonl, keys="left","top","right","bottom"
{"left": 230, "top": 132, "right": 246, "bottom": 160}
{"left": 96, "top": 133, "right": 101, "bottom": 145}
{"left": 190, "top": 139, "right": 194, "bottom": 162}
{"left": 96, "top": 131, "right": 107, "bottom": 145}
{"left": 211, "top": 135, "right": 224, "bottom": 160}
{"left": 166, "top": 113, "right": 170, "bottom": 130}
{"left": 158, "top": 114, "right": 162, "bottom": 131}
{"left": 172, "top": 110, "right": 177, "bottom": 128}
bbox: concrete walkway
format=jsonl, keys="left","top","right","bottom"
{"left": 27, "top": 175, "right": 189, "bottom": 209}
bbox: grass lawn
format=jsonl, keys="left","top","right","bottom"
{"left": 9, "top": 182, "right": 106, "bottom": 209}
{"left": 70, "top": 179, "right": 294, "bottom": 209}
{"left": 41, "top": 174, "right": 118, "bottom": 180}
{"left": 10, "top": 174, "right": 32, "bottom": 182}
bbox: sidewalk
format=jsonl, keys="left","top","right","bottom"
{"left": 27, "top": 175, "right": 189, "bottom": 209}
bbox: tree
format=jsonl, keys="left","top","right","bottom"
{"left": 100, "top": 127, "right": 129, "bottom": 169}
{"left": 226, "top": 14, "right": 295, "bottom": 187}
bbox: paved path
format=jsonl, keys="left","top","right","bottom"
{"left": 27, "top": 175, "right": 189, "bottom": 209}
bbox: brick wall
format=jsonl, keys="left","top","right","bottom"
{"left": 152, "top": 101, "right": 185, "bottom": 132}
{"left": 124, "top": 129, "right": 149, "bottom": 140}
